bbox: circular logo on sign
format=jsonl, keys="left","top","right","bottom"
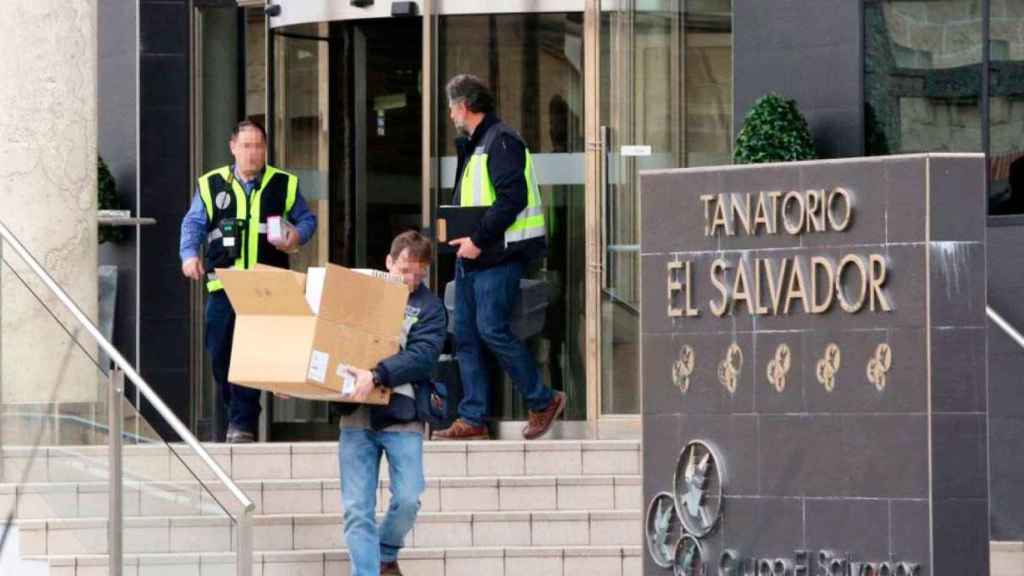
{"left": 717, "top": 343, "right": 743, "bottom": 395}
{"left": 646, "top": 492, "right": 683, "bottom": 568}
{"left": 673, "top": 440, "right": 725, "bottom": 538}
{"left": 867, "top": 342, "right": 893, "bottom": 392}
{"left": 766, "top": 343, "right": 792, "bottom": 394}
{"left": 673, "top": 534, "right": 704, "bottom": 576}
{"left": 214, "top": 191, "right": 232, "bottom": 210}
{"left": 672, "top": 345, "right": 696, "bottom": 394}
{"left": 816, "top": 342, "right": 841, "bottom": 392}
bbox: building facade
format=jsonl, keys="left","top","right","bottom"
{"left": 96, "top": 2, "right": 1024, "bottom": 540}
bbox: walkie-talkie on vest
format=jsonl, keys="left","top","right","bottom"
{"left": 218, "top": 218, "right": 245, "bottom": 261}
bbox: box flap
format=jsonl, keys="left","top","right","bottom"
{"left": 305, "top": 267, "right": 327, "bottom": 315}
{"left": 319, "top": 264, "right": 409, "bottom": 336}
{"left": 218, "top": 267, "right": 312, "bottom": 316}
{"left": 228, "top": 316, "right": 317, "bottom": 384}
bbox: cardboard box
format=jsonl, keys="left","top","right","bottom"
{"left": 217, "top": 264, "right": 409, "bottom": 405}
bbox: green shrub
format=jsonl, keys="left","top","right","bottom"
{"left": 98, "top": 156, "right": 124, "bottom": 244}
{"left": 733, "top": 94, "right": 817, "bottom": 164}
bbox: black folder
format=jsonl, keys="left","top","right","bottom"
{"left": 436, "top": 205, "right": 489, "bottom": 250}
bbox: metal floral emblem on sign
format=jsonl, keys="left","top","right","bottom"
{"left": 816, "top": 343, "right": 841, "bottom": 392}
{"left": 766, "top": 343, "right": 792, "bottom": 393}
{"left": 866, "top": 343, "right": 892, "bottom": 392}
{"left": 672, "top": 345, "right": 696, "bottom": 394}
{"left": 717, "top": 343, "right": 743, "bottom": 395}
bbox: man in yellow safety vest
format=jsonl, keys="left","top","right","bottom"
{"left": 432, "top": 74, "right": 565, "bottom": 441}
{"left": 179, "top": 120, "right": 317, "bottom": 443}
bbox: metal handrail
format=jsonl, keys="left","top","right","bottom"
{"left": 0, "top": 221, "right": 254, "bottom": 576}
{"left": 988, "top": 306, "right": 1024, "bottom": 351}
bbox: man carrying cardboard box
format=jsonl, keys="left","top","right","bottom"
{"left": 179, "top": 119, "right": 317, "bottom": 443}
{"left": 336, "top": 231, "right": 446, "bottom": 576}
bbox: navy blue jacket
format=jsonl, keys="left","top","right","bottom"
{"left": 452, "top": 114, "right": 546, "bottom": 269}
{"left": 367, "top": 282, "right": 446, "bottom": 430}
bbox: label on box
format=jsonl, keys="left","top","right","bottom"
{"left": 339, "top": 364, "right": 356, "bottom": 396}
{"left": 353, "top": 268, "right": 404, "bottom": 285}
{"left": 223, "top": 237, "right": 236, "bottom": 247}
{"left": 308, "top": 350, "right": 329, "bottom": 383}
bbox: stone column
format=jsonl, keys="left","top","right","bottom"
{"left": 0, "top": 1, "right": 98, "bottom": 406}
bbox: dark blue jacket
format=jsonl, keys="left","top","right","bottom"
{"left": 453, "top": 114, "right": 546, "bottom": 269}
{"left": 367, "top": 282, "right": 446, "bottom": 430}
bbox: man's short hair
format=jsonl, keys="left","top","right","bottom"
{"left": 446, "top": 74, "right": 495, "bottom": 115}
{"left": 390, "top": 230, "right": 432, "bottom": 263}
{"left": 231, "top": 119, "right": 267, "bottom": 142}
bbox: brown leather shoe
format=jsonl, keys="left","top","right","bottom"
{"left": 381, "top": 560, "right": 403, "bottom": 576}
{"left": 522, "top": 391, "right": 566, "bottom": 440}
{"left": 431, "top": 418, "right": 490, "bottom": 441}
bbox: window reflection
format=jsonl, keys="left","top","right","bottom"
{"left": 599, "top": 3, "right": 733, "bottom": 416}
{"left": 864, "top": 0, "right": 983, "bottom": 156}
{"left": 988, "top": 0, "right": 1024, "bottom": 214}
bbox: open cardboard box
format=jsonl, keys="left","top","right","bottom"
{"left": 216, "top": 264, "right": 409, "bottom": 405}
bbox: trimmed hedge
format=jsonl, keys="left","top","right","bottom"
{"left": 734, "top": 93, "right": 817, "bottom": 164}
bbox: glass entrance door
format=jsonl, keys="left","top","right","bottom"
{"left": 597, "top": 1, "right": 733, "bottom": 419}
{"left": 269, "top": 25, "right": 334, "bottom": 440}
{"left": 334, "top": 18, "right": 423, "bottom": 271}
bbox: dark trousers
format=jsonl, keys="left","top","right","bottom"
{"left": 205, "top": 290, "right": 261, "bottom": 439}
{"left": 454, "top": 259, "right": 553, "bottom": 427}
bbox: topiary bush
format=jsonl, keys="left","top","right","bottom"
{"left": 733, "top": 93, "right": 817, "bottom": 164}
{"left": 98, "top": 156, "right": 124, "bottom": 244}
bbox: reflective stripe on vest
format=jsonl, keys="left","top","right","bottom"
{"left": 198, "top": 165, "right": 298, "bottom": 292}
{"left": 458, "top": 147, "right": 546, "bottom": 246}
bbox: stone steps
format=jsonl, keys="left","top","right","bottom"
{"left": 0, "top": 473, "right": 638, "bottom": 518}
{"left": 41, "top": 545, "right": 644, "bottom": 576}
{"left": 993, "top": 542, "right": 1024, "bottom": 576}
{"left": 19, "top": 510, "right": 640, "bottom": 555}
{"left": 4, "top": 440, "right": 643, "bottom": 575}
{"left": 1, "top": 474, "right": 641, "bottom": 518}
{"left": 1, "top": 440, "right": 641, "bottom": 483}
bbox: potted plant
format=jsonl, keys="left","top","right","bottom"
{"left": 734, "top": 93, "right": 817, "bottom": 164}
{"left": 98, "top": 156, "right": 124, "bottom": 244}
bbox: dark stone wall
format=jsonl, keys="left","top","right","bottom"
{"left": 139, "top": 0, "right": 192, "bottom": 437}
{"left": 641, "top": 155, "right": 989, "bottom": 576}
{"left": 99, "top": 0, "right": 193, "bottom": 437}
{"left": 733, "top": 0, "right": 864, "bottom": 158}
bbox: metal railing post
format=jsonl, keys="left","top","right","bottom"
{"left": 0, "top": 220, "right": 254, "bottom": 509}
{"left": 237, "top": 506, "right": 254, "bottom": 576}
{"left": 988, "top": 306, "right": 1024, "bottom": 351}
{"left": 107, "top": 368, "right": 124, "bottom": 576}
{"left": 1, "top": 219, "right": 257, "bottom": 576}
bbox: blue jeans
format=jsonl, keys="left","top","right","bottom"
{"left": 454, "top": 259, "right": 553, "bottom": 427}
{"left": 205, "top": 291, "right": 261, "bottom": 438}
{"left": 339, "top": 428, "right": 424, "bottom": 575}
